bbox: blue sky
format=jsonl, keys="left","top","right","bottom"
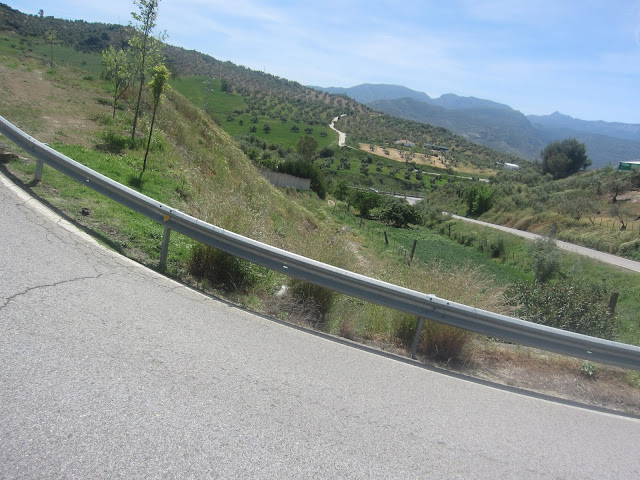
{"left": 8, "top": 1, "right": 640, "bottom": 123}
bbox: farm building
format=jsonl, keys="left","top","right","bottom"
{"left": 504, "top": 162, "right": 520, "bottom": 170}
{"left": 618, "top": 160, "right": 640, "bottom": 171}
{"left": 394, "top": 139, "right": 416, "bottom": 148}
{"left": 424, "top": 143, "right": 449, "bottom": 152}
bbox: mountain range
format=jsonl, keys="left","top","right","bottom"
{"left": 313, "top": 84, "right": 640, "bottom": 168}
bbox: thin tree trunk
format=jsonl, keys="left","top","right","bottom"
{"left": 131, "top": 28, "right": 150, "bottom": 141}
{"left": 132, "top": 74, "right": 145, "bottom": 141}
{"left": 142, "top": 104, "right": 157, "bottom": 174}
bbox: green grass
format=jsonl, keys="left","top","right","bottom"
{"left": 0, "top": 32, "right": 104, "bottom": 74}
{"left": 6, "top": 150, "right": 193, "bottom": 276}
{"left": 171, "top": 75, "right": 336, "bottom": 151}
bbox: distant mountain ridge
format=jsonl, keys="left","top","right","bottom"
{"left": 312, "top": 84, "right": 640, "bottom": 168}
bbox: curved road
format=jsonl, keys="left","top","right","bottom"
{"left": 329, "top": 114, "right": 347, "bottom": 147}
{"left": 449, "top": 214, "right": 640, "bottom": 273}
{"left": 1, "top": 171, "right": 639, "bottom": 478}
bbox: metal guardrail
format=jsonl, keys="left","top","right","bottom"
{"left": 2, "top": 114, "right": 640, "bottom": 370}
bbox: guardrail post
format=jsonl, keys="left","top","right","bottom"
{"left": 159, "top": 224, "right": 171, "bottom": 271}
{"left": 410, "top": 317, "right": 426, "bottom": 359}
{"left": 34, "top": 159, "right": 44, "bottom": 183}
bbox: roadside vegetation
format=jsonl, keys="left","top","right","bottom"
{"left": 1, "top": 4, "right": 639, "bottom": 414}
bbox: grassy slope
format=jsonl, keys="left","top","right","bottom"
{"left": 0, "top": 34, "right": 352, "bottom": 276}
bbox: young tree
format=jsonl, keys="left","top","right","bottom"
{"left": 551, "top": 189, "right": 599, "bottom": 221}
{"left": 603, "top": 170, "right": 633, "bottom": 203}
{"left": 540, "top": 139, "right": 591, "bottom": 179}
{"left": 142, "top": 64, "right": 169, "bottom": 175}
{"left": 297, "top": 135, "right": 317, "bottom": 161}
{"left": 102, "top": 45, "right": 130, "bottom": 118}
{"left": 351, "top": 190, "right": 383, "bottom": 218}
{"left": 130, "top": 0, "right": 164, "bottom": 141}
{"left": 44, "top": 29, "right": 57, "bottom": 68}
{"left": 332, "top": 180, "right": 350, "bottom": 203}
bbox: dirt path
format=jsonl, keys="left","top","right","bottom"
{"left": 329, "top": 115, "right": 347, "bottom": 146}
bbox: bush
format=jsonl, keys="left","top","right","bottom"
{"left": 286, "top": 278, "right": 335, "bottom": 326}
{"left": 464, "top": 184, "right": 494, "bottom": 217}
{"left": 505, "top": 280, "right": 619, "bottom": 340}
{"left": 394, "top": 314, "right": 419, "bottom": 347}
{"left": 529, "top": 237, "right": 560, "bottom": 283}
{"left": 98, "top": 131, "right": 144, "bottom": 152}
{"left": 188, "top": 244, "right": 262, "bottom": 291}
{"left": 420, "top": 320, "right": 472, "bottom": 362}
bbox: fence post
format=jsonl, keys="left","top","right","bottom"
{"left": 409, "top": 239, "right": 417, "bottom": 265}
{"left": 34, "top": 159, "right": 44, "bottom": 183}
{"left": 411, "top": 317, "right": 426, "bottom": 359}
{"left": 384, "top": 231, "right": 389, "bottom": 245}
{"left": 608, "top": 292, "right": 619, "bottom": 315}
{"left": 160, "top": 224, "right": 171, "bottom": 271}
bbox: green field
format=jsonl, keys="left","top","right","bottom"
{"left": 170, "top": 75, "right": 336, "bottom": 150}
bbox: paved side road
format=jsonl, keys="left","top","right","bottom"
{"left": 1, "top": 171, "right": 639, "bottom": 479}
{"left": 449, "top": 214, "right": 640, "bottom": 274}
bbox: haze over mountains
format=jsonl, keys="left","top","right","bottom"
{"left": 313, "top": 84, "right": 640, "bottom": 168}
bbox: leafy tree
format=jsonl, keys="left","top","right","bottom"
{"left": 464, "top": 184, "right": 493, "bottom": 217}
{"left": 142, "top": 64, "right": 169, "bottom": 175}
{"left": 603, "top": 169, "right": 633, "bottom": 203}
{"left": 551, "top": 189, "right": 599, "bottom": 221}
{"left": 262, "top": 123, "right": 271, "bottom": 133}
{"left": 102, "top": 45, "right": 130, "bottom": 118}
{"left": 541, "top": 139, "right": 590, "bottom": 180}
{"left": 332, "top": 180, "right": 350, "bottom": 202}
{"left": 130, "top": 0, "right": 164, "bottom": 141}
{"left": 609, "top": 202, "right": 634, "bottom": 231}
{"left": 297, "top": 135, "right": 317, "bottom": 161}
{"left": 380, "top": 200, "right": 421, "bottom": 228}
{"left": 351, "top": 190, "right": 383, "bottom": 218}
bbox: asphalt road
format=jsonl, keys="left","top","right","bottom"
{"left": 1, "top": 171, "right": 639, "bottom": 479}
{"left": 449, "top": 214, "right": 640, "bottom": 274}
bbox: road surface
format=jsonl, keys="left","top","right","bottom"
{"left": 449, "top": 214, "right": 640, "bottom": 274}
{"left": 329, "top": 115, "right": 347, "bottom": 147}
{"left": 1, "top": 171, "right": 639, "bottom": 478}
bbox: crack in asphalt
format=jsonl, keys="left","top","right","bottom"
{"left": 0, "top": 273, "right": 109, "bottom": 311}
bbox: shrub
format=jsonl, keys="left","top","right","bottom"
{"left": 286, "top": 278, "right": 335, "bottom": 326}
{"left": 421, "top": 320, "right": 472, "bottom": 362}
{"left": 188, "top": 244, "right": 262, "bottom": 291}
{"left": 464, "top": 184, "right": 494, "bottom": 217}
{"left": 394, "top": 314, "right": 419, "bottom": 347}
{"left": 505, "top": 280, "right": 619, "bottom": 340}
{"left": 98, "top": 131, "right": 144, "bottom": 152}
{"left": 529, "top": 236, "right": 560, "bottom": 283}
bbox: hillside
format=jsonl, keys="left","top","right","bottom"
{"left": 368, "top": 97, "right": 543, "bottom": 159}
{"left": 319, "top": 82, "right": 640, "bottom": 167}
